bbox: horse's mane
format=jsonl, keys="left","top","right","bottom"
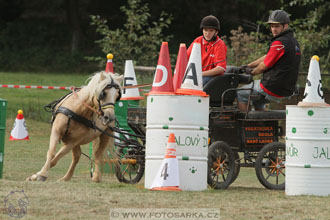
{"left": 82, "top": 71, "right": 122, "bottom": 102}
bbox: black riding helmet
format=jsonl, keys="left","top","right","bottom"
{"left": 200, "top": 15, "right": 220, "bottom": 31}
{"left": 267, "top": 10, "right": 290, "bottom": 24}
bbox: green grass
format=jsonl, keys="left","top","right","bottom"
{"left": 0, "top": 72, "right": 91, "bottom": 121}
{"left": 1, "top": 119, "right": 330, "bottom": 220}
{"left": 0, "top": 71, "right": 152, "bottom": 121}
{"left": 1, "top": 72, "right": 330, "bottom": 220}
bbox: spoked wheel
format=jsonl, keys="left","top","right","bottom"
{"left": 231, "top": 151, "right": 241, "bottom": 184}
{"left": 207, "top": 141, "right": 235, "bottom": 189}
{"left": 255, "top": 142, "right": 285, "bottom": 190}
{"left": 115, "top": 139, "right": 145, "bottom": 184}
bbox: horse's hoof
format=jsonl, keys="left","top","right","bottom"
{"left": 37, "top": 175, "right": 47, "bottom": 181}
{"left": 57, "top": 177, "right": 69, "bottom": 182}
{"left": 28, "top": 174, "right": 38, "bottom": 181}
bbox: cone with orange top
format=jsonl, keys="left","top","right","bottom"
{"left": 105, "top": 53, "right": 114, "bottom": 73}
{"left": 173, "top": 43, "right": 188, "bottom": 92}
{"left": 151, "top": 133, "right": 182, "bottom": 191}
{"left": 9, "top": 110, "right": 29, "bottom": 140}
{"left": 176, "top": 43, "right": 207, "bottom": 96}
{"left": 149, "top": 42, "right": 174, "bottom": 94}
{"left": 298, "top": 55, "right": 329, "bottom": 107}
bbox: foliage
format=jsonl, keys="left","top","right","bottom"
{"left": 89, "top": 0, "right": 173, "bottom": 74}
{"left": 226, "top": 26, "right": 268, "bottom": 66}
{"left": 226, "top": 0, "right": 329, "bottom": 76}
{"left": 287, "top": 0, "right": 330, "bottom": 73}
{"left": 0, "top": 19, "right": 95, "bottom": 73}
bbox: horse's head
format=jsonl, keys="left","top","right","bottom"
{"left": 88, "top": 72, "right": 123, "bottom": 125}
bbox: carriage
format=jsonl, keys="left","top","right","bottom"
{"left": 114, "top": 67, "right": 295, "bottom": 190}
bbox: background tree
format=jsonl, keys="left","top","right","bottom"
{"left": 89, "top": 0, "right": 173, "bottom": 73}
{"left": 0, "top": 0, "right": 328, "bottom": 74}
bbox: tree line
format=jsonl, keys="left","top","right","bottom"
{"left": 0, "top": 0, "right": 328, "bottom": 74}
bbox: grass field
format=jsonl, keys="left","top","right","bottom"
{"left": 0, "top": 72, "right": 330, "bottom": 220}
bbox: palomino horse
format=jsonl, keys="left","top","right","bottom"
{"left": 26, "top": 71, "right": 123, "bottom": 182}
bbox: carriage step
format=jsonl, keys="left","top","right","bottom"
{"left": 237, "top": 110, "right": 286, "bottom": 120}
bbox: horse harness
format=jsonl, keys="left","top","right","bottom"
{"left": 45, "top": 77, "right": 121, "bottom": 139}
{"left": 97, "top": 79, "right": 121, "bottom": 116}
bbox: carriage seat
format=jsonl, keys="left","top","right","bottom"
{"left": 203, "top": 73, "right": 239, "bottom": 107}
{"left": 203, "top": 72, "right": 253, "bottom": 107}
{"left": 237, "top": 110, "right": 286, "bottom": 120}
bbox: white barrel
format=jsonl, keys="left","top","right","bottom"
{"left": 286, "top": 105, "right": 330, "bottom": 196}
{"left": 145, "top": 94, "right": 209, "bottom": 191}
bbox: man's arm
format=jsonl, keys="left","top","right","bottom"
{"left": 251, "top": 61, "right": 268, "bottom": 75}
{"left": 251, "top": 40, "right": 285, "bottom": 75}
{"left": 248, "top": 55, "right": 266, "bottom": 68}
{"left": 202, "top": 66, "right": 225, "bottom": 76}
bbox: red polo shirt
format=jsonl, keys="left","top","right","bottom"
{"left": 187, "top": 36, "right": 227, "bottom": 72}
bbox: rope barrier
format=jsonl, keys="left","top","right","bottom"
{"left": 0, "top": 84, "right": 74, "bottom": 90}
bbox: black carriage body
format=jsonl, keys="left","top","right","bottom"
{"left": 239, "top": 120, "right": 279, "bottom": 150}
{"left": 127, "top": 107, "right": 146, "bottom": 137}
{"left": 204, "top": 70, "right": 287, "bottom": 189}
{"left": 209, "top": 109, "right": 284, "bottom": 152}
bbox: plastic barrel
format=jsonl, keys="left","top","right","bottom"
{"left": 0, "top": 99, "right": 8, "bottom": 178}
{"left": 145, "top": 94, "right": 209, "bottom": 191}
{"left": 286, "top": 105, "right": 330, "bottom": 196}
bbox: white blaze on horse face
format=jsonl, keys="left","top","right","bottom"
{"left": 100, "top": 86, "right": 118, "bottom": 125}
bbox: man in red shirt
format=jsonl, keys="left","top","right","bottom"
{"left": 237, "top": 10, "right": 301, "bottom": 111}
{"left": 187, "top": 15, "right": 227, "bottom": 86}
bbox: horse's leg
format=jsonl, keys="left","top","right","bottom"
{"left": 57, "top": 145, "right": 81, "bottom": 181}
{"left": 92, "top": 134, "right": 111, "bottom": 182}
{"left": 26, "top": 128, "right": 61, "bottom": 181}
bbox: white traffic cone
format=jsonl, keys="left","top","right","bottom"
{"left": 151, "top": 133, "right": 182, "bottom": 191}
{"left": 176, "top": 43, "right": 207, "bottom": 96}
{"left": 121, "top": 60, "right": 144, "bottom": 100}
{"left": 10, "top": 110, "right": 29, "bottom": 140}
{"left": 298, "top": 55, "right": 329, "bottom": 106}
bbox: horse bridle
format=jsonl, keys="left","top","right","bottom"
{"left": 97, "top": 77, "right": 121, "bottom": 116}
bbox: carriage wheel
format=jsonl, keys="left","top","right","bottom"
{"left": 115, "top": 139, "right": 144, "bottom": 184}
{"left": 255, "top": 142, "right": 285, "bottom": 190}
{"left": 207, "top": 141, "right": 235, "bottom": 189}
{"left": 231, "top": 151, "right": 241, "bottom": 184}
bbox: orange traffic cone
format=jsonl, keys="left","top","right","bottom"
{"left": 298, "top": 55, "right": 329, "bottom": 107}
{"left": 105, "top": 53, "right": 114, "bottom": 73}
{"left": 176, "top": 43, "right": 207, "bottom": 96}
{"left": 173, "top": 43, "right": 188, "bottom": 92}
{"left": 10, "top": 110, "right": 29, "bottom": 140}
{"left": 149, "top": 42, "right": 174, "bottom": 94}
{"left": 151, "top": 133, "right": 182, "bottom": 191}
